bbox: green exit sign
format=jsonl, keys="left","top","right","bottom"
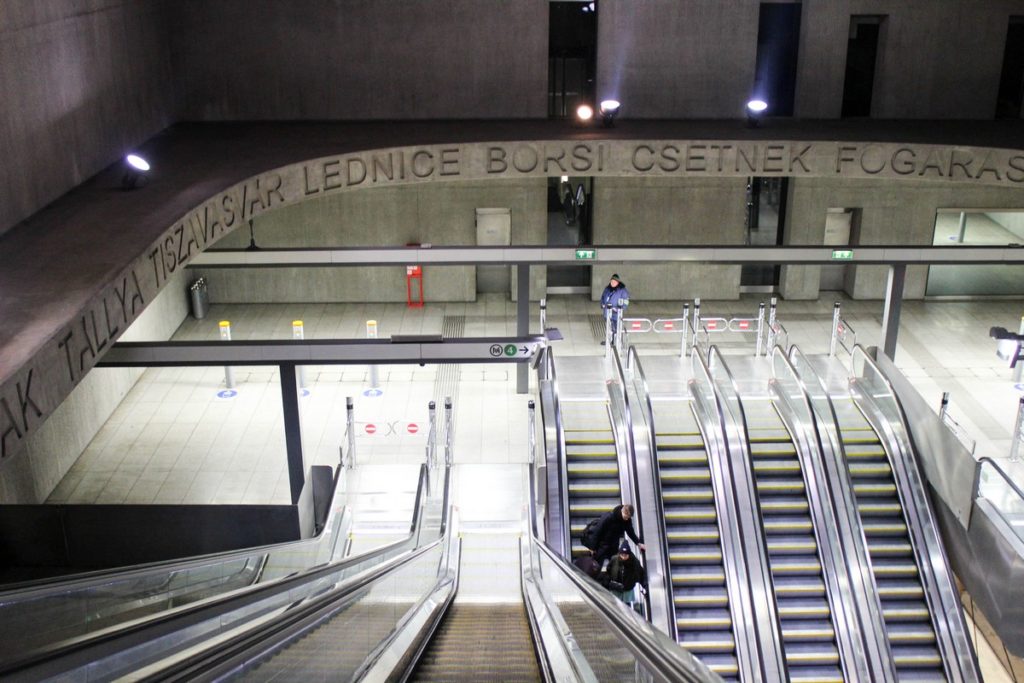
{"left": 575, "top": 248, "right": 597, "bottom": 260}
{"left": 831, "top": 249, "right": 854, "bottom": 261}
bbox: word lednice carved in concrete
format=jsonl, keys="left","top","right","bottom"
{"left": 4, "top": 137, "right": 1024, "bottom": 463}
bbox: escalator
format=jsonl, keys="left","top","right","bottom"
{"left": 563, "top": 399, "right": 621, "bottom": 559}
{"left": 651, "top": 398, "right": 739, "bottom": 680}
{"left": 742, "top": 396, "right": 843, "bottom": 683}
{"left": 830, "top": 396, "right": 946, "bottom": 680}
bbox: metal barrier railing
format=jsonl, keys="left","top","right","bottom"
{"left": 937, "top": 392, "right": 977, "bottom": 456}
{"left": 829, "top": 302, "right": 857, "bottom": 358}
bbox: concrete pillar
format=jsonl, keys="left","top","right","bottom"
{"left": 279, "top": 363, "right": 306, "bottom": 504}
{"left": 881, "top": 264, "right": 906, "bottom": 360}
{"left": 517, "top": 264, "right": 530, "bottom": 393}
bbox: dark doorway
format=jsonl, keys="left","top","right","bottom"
{"left": 842, "top": 16, "right": 884, "bottom": 117}
{"left": 740, "top": 177, "right": 788, "bottom": 290}
{"left": 549, "top": 2, "right": 597, "bottom": 119}
{"left": 546, "top": 176, "right": 591, "bottom": 291}
{"left": 752, "top": 3, "right": 802, "bottom": 117}
{"left": 996, "top": 17, "right": 1024, "bottom": 118}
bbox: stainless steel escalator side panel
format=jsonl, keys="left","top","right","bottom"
{"left": 770, "top": 345, "right": 896, "bottom": 682}
{"left": 622, "top": 346, "right": 678, "bottom": 640}
{"left": 849, "top": 345, "right": 981, "bottom": 683}
{"left": 691, "top": 349, "right": 785, "bottom": 683}
{"left": 785, "top": 345, "right": 900, "bottom": 681}
{"left": 538, "top": 374, "right": 568, "bottom": 556}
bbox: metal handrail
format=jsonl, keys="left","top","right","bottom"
{"left": 704, "top": 346, "right": 787, "bottom": 682}
{"left": 536, "top": 345, "right": 571, "bottom": 557}
{"left": 626, "top": 345, "right": 677, "bottom": 641}
{"left": 0, "top": 463, "right": 442, "bottom": 680}
{"left": 975, "top": 456, "right": 1024, "bottom": 503}
{"left": 849, "top": 344, "right": 980, "bottom": 683}
{"left": 610, "top": 345, "right": 652, "bottom": 620}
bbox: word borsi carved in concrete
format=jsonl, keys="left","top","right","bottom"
{"left": 4, "top": 137, "right": 1024, "bottom": 463}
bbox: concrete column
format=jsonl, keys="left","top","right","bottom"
{"left": 881, "top": 264, "right": 906, "bottom": 360}
{"left": 517, "top": 264, "right": 530, "bottom": 393}
{"left": 279, "top": 363, "right": 306, "bottom": 504}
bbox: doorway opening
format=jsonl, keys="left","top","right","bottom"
{"left": 741, "top": 177, "right": 788, "bottom": 291}
{"left": 752, "top": 2, "right": 802, "bottom": 116}
{"left": 842, "top": 15, "right": 884, "bottom": 117}
{"left": 549, "top": 1, "right": 597, "bottom": 119}
{"left": 820, "top": 208, "right": 858, "bottom": 292}
{"left": 547, "top": 176, "right": 591, "bottom": 293}
{"left": 996, "top": 16, "right": 1024, "bottom": 119}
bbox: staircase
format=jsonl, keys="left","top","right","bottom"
{"left": 743, "top": 396, "right": 843, "bottom": 683}
{"left": 832, "top": 398, "right": 946, "bottom": 682}
{"left": 653, "top": 398, "right": 739, "bottom": 681}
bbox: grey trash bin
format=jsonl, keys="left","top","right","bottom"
{"left": 189, "top": 277, "right": 209, "bottom": 319}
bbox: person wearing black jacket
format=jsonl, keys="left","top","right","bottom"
{"left": 585, "top": 503, "right": 645, "bottom": 565}
{"left": 604, "top": 542, "right": 647, "bottom": 601}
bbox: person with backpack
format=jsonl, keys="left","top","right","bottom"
{"left": 581, "top": 503, "right": 645, "bottom": 565}
{"left": 600, "top": 274, "right": 630, "bottom": 346}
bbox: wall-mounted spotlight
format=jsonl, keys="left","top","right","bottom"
{"left": 576, "top": 104, "right": 594, "bottom": 123}
{"left": 581, "top": 1, "right": 595, "bottom": 11}
{"left": 599, "top": 100, "right": 621, "bottom": 127}
{"left": 122, "top": 154, "right": 151, "bottom": 189}
{"left": 746, "top": 99, "right": 768, "bottom": 127}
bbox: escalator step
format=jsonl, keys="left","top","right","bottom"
{"left": 863, "top": 521, "right": 908, "bottom": 535}
{"left": 673, "top": 571, "right": 726, "bottom": 586}
{"left": 758, "top": 481, "right": 805, "bottom": 493}
{"left": 678, "top": 638, "right": 736, "bottom": 653}
{"left": 887, "top": 625, "right": 937, "bottom": 643}
{"left": 678, "top": 615, "right": 732, "bottom": 629}
{"left": 766, "top": 539, "right": 817, "bottom": 554}
{"left": 770, "top": 560, "right": 822, "bottom": 575}
{"left": 668, "top": 529, "right": 720, "bottom": 542}
{"left": 877, "top": 585, "right": 925, "bottom": 599}
{"left": 566, "top": 463, "right": 619, "bottom": 476}
{"left": 662, "top": 469, "right": 712, "bottom": 482}
{"left": 781, "top": 626, "right": 836, "bottom": 642}
{"left": 858, "top": 502, "right": 903, "bottom": 515}
{"left": 565, "top": 450, "right": 617, "bottom": 459}
{"left": 762, "top": 499, "right": 809, "bottom": 513}
{"left": 850, "top": 462, "right": 892, "bottom": 476}
{"left": 663, "top": 489, "right": 714, "bottom": 502}
{"left": 568, "top": 483, "right": 620, "bottom": 495}
{"left": 779, "top": 604, "right": 830, "bottom": 619}
{"left": 842, "top": 436, "right": 881, "bottom": 445}
{"left": 666, "top": 507, "right": 717, "bottom": 522}
{"left": 659, "top": 453, "right": 709, "bottom": 464}
{"left": 670, "top": 549, "right": 723, "bottom": 564}
{"left": 676, "top": 593, "right": 728, "bottom": 607}
{"left": 565, "top": 438, "right": 614, "bottom": 445}
{"left": 853, "top": 483, "right": 897, "bottom": 495}
{"left": 873, "top": 561, "right": 919, "bottom": 577}
{"left": 753, "top": 461, "right": 802, "bottom": 474}
{"left": 764, "top": 519, "right": 813, "bottom": 533}
{"left": 883, "top": 605, "right": 931, "bottom": 621}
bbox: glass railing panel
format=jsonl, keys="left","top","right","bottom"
{"left": 977, "top": 461, "right": 1024, "bottom": 543}
{"left": 224, "top": 544, "right": 446, "bottom": 681}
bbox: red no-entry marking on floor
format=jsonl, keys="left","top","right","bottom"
{"left": 407, "top": 423, "right": 419, "bottom": 434}
{"left": 365, "top": 423, "right": 377, "bottom": 435}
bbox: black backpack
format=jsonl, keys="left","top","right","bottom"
{"left": 580, "top": 513, "right": 608, "bottom": 550}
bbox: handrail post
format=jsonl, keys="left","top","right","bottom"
{"left": 767, "top": 297, "right": 778, "bottom": 351}
{"left": 616, "top": 301, "right": 625, "bottom": 356}
{"left": 444, "top": 397, "right": 453, "bottom": 467}
{"left": 426, "top": 400, "right": 437, "bottom": 469}
{"left": 1011, "top": 397, "right": 1024, "bottom": 463}
{"left": 604, "top": 305, "right": 612, "bottom": 359}
{"left": 219, "top": 320, "right": 236, "bottom": 389}
{"left": 939, "top": 392, "right": 950, "bottom": 420}
{"left": 829, "top": 302, "right": 841, "bottom": 357}
{"left": 539, "top": 297, "right": 547, "bottom": 333}
{"left": 681, "top": 303, "right": 690, "bottom": 358}
{"left": 693, "top": 297, "right": 701, "bottom": 334}
{"left": 755, "top": 302, "right": 765, "bottom": 357}
{"left": 527, "top": 400, "right": 536, "bottom": 465}
{"left": 345, "top": 396, "right": 356, "bottom": 469}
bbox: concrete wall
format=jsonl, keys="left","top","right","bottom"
{"left": 591, "top": 177, "right": 746, "bottom": 300}
{"left": 0, "top": 270, "right": 189, "bottom": 504}
{"left": 597, "top": 0, "right": 759, "bottom": 118}
{"left": 599, "top": 0, "right": 1019, "bottom": 119}
{"left": 796, "top": 0, "right": 1021, "bottom": 119}
{"left": 172, "top": 0, "right": 548, "bottom": 120}
{"left": 0, "top": 0, "right": 177, "bottom": 237}
{"left": 780, "top": 178, "right": 1024, "bottom": 300}
{"left": 197, "top": 178, "right": 547, "bottom": 302}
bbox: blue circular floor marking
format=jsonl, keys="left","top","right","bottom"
{"left": 1014, "top": 383, "right": 1024, "bottom": 393}
{"left": 217, "top": 389, "right": 238, "bottom": 399}
{"left": 363, "top": 388, "right": 383, "bottom": 397}
{"left": 301, "top": 389, "right": 311, "bottom": 397}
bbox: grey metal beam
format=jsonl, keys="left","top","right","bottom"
{"left": 881, "top": 264, "right": 906, "bottom": 360}
{"left": 517, "top": 265, "right": 530, "bottom": 394}
{"left": 188, "top": 244, "right": 1024, "bottom": 268}
{"left": 96, "top": 336, "right": 546, "bottom": 367}
{"left": 279, "top": 363, "right": 306, "bottom": 505}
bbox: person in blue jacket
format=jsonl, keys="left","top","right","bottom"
{"left": 600, "top": 273, "right": 630, "bottom": 345}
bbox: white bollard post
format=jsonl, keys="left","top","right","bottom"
{"left": 292, "top": 320, "right": 307, "bottom": 390}
{"left": 540, "top": 298, "right": 547, "bottom": 333}
{"left": 755, "top": 302, "right": 766, "bottom": 357}
{"left": 604, "top": 306, "right": 612, "bottom": 359}
{"left": 939, "top": 392, "right": 950, "bottom": 420}
{"left": 219, "top": 320, "right": 235, "bottom": 389}
{"left": 345, "top": 396, "right": 356, "bottom": 468}
{"left": 616, "top": 301, "right": 625, "bottom": 355}
{"left": 681, "top": 303, "right": 690, "bottom": 358}
{"left": 829, "top": 302, "right": 841, "bottom": 357}
{"left": 366, "top": 320, "right": 380, "bottom": 392}
{"left": 767, "top": 297, "right": 778, "bottom": 351}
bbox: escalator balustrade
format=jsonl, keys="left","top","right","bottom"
{"left": 654, "top": 399, "right": 739, "bottom": 681}
{"left": 563, "top": 400, "right": 622, "bottom": 559}
{"left": 743, "top": 397, "right": 843, "bottom": 683}
{"left": 833, "top": 399, "right": 946, "bottom": 681}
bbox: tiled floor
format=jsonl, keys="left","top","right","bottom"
{"left": 46, "top": 292, "right": 1024, "bottom": 679}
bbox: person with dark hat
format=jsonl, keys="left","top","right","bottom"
{"left": 581, "top": 503, "right": 645, "bottom": 566}
{"left": 603, "top": 541, "right": 647, "bottom": 603}
{"left": 600, "top": 273, "right": 630, "bottom": 346}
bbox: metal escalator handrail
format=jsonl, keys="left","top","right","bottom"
{"left": 541, "top": 345, "right": 572, "bottom": 558}
{"left": 524, "top": 458, "right": 722, "bottom": 683}
{"left": 770, "top": 344, "right": 895, "bottom": 681}
{"left": 699, "top": 346, "right": 787, "bottom": 682}
{"left": 974, "top": 456, "right": 1024, "bottom": 503}
{"left": 849, "top": 344, "right": 980, "bottom": 683}
{"left": 609, "top": 345, "right": 653, "bottom": 620}
{"left": 626, "top": 345, "right": 677, "bottom": 641}
{"left": 0, "top": 463, "right": 440, "bottom": 680}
